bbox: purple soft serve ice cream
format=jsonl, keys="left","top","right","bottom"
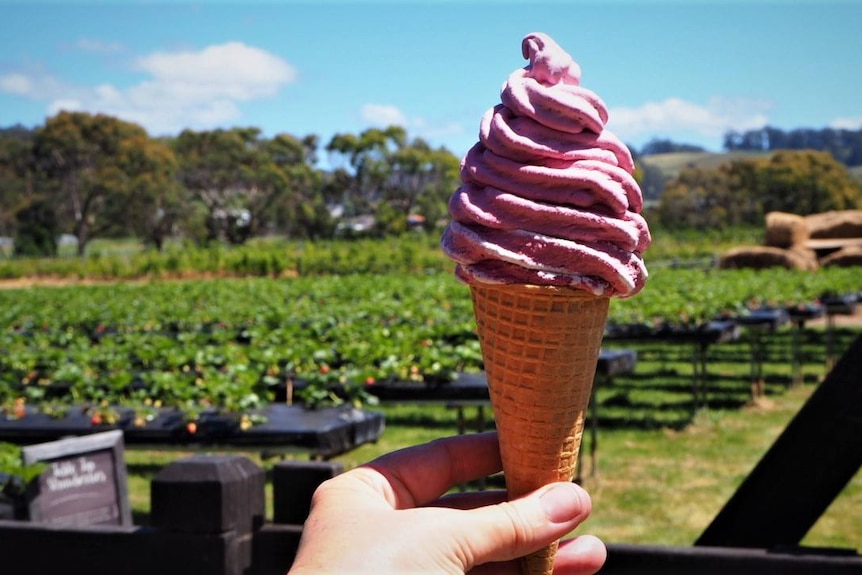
{"left": 441, "top": 32, "right": 650, "bottom": 298}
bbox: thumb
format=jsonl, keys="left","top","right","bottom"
{"left": 451, "top": 482, "right": 592, "bottom": 568}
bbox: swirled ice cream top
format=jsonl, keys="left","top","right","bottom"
{"left": 441, "top": 32, "right": 650, "bottom": 298}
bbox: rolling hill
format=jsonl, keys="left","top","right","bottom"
{"left": 641, "top": 150, "right": 862, "bottom": 184}
{"left": 639, "top": 150, "right": 772, "bottom": 181}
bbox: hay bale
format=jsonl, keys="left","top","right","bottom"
{"left": 788, "top": 247, "right": 820, "bottom": 271}
{"left": 718, "top": 246, "right": 818, "bottom": 271}
{"left": 821, "top": 245, "right": 862, "bottom": 267}
{"left": 764, "top": 211, "right": 809, "bottom": 248}
{"left": 805, "top": 210, "right": 862, "bottom": 239}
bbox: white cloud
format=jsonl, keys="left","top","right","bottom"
{"left": 0, "top": 73, "right": 32, "bottom": 95}
{"left": 136, "top": 42, "right": 295, "bottom": 101}
{"left": 76, "top": 38, "right": 126, "bottom": 54}
{"left": 607, "top": 96, "right": 773, "bottom": 146}
{"left": 361, "top": 103, "right": 464, "bottom": 143}
{"left": 47, "top": 99, "right": 83, "bottom": 115}
{"left": 0, "top": 41, "right": 296, "bottom": 135}
{"left": 830, "top": 115, "right": 862, "bottom": 130}
{"left": 415, "top": 118, "right": 465, "bottom": 139}
{"left": 0, "top": 72, "right": 69, "bottom": 101}
{"left": 361, "top": 104, "right": 408, "bottom": 127}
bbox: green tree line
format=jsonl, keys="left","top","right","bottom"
{"left": 724, "top": 126, "right": 862, "bottom": 166}
{"left": 3, "top": 112, "right": 862, "bottom": 255}
{"left": 0, "top": 112, "right": 460, "bottom": 256}
{"left": 655, "top": 150, "right": 862, "bottom": 229}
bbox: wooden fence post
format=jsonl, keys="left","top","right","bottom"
{"left": 151, "top": 454, "right": 265, "bottom": 575}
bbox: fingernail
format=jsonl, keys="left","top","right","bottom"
{"left": 540, "top": 483, "right": 586, "bottom": 523}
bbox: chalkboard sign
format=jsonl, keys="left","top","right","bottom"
{"left": 22, "top": 430, "right": 132, "bottom": 527}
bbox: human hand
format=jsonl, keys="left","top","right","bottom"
{"left": 289, "top": 432, "right": 606, "bottom": 574}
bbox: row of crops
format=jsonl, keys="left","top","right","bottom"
{"left": 0, "top": 275, "right": 478, "bottom": 420}
{"left": 1, "top": 266, "right": 860, "bottom": 424}
{"left": 0, "top": 236, "right": 451, "bottom": 281}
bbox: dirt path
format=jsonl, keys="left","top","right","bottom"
{"left": 0, "top": 272, "right": 247, "bottom": 291}
{"left": 0, "top": 277, "right": 118, "bottom": 290}
{"left": 806, "top": 304, "right": 862, "bottom": 328}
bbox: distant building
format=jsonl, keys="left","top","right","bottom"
{"left": 335, "top": 214, "right": 376, "bottom": 236}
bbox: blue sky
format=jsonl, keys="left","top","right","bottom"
{"left": 2, "top": 0, "right": 861, "bottom": 162}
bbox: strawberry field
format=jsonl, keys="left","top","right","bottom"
{"left": 1, "top": 265, "right": 860, "bottom": 427}
{"left": 0, "top": 275, "right": 477, "bottom": 423}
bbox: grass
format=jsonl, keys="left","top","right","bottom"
{"left": 640, "top": 150, "right": 773, "bottom": 181}
{"left": 124, "top": 325, "right": 862, "bottom": 551}
{"left": 581, "top": 389, "right": 834, "bottom": 546}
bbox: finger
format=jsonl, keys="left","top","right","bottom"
{"left": 449, "top": 482, "right": 593, "bottom": 568}
{"left": 554, "top": 535, "right": 607, "bottom": 575}
{"left": 468, "top": 535, "right": 606, "bottom": 575}
{"left": 363, "top": 432, "right": 502, "bottom": 507}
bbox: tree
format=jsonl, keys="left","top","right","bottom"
{"left": 0, "top": 126, "right": 36, "bottom": 237}
{"left": 637, "top": 161, "right": 667, "bottom": 201}
{"left": 657, "top": 150, "right": 862, "bottom": 229}
{"left": 173, "top": 127, "right": 254, "bottom": 244}
{"left": 754, "top": 150, "right": 862, "bottom": 214}
{"left": 31, "top": 112, "right": 155, "bottom": 255}
{"left": 115, "top": 135, "right": 182, "bottom": 251}
{"left": 656, "top": 166, "right": 737, "bottom": 229}
{"left": 724, "top": 125, "right": 862, "bottom": 167}
{"left": 639, "top": 138, "right": 706, "bottom": 155}
{"left": 325, "top": 126, "right": 406, "bottom": 215}
{"left": 13, "top": 199, "right": 58, "bottom": 257}
{"left": 267, "top": 134, "right": 333, "bottom": 239}
{"left": 325, "top": 127, "right": 460, "bottom": 235}
{"left": 250, "top": 133, "right": 315, "bottom": 236}
{"left": 385, "top": 138, "right": 460, "bottom": 217}
{"left": 722, "top": 158, "right": 765, "bottom": 224}
{"left": 320, "top": 168, "right": 354, "bottom": 207}
{"left": 391, "top": 143, "right": 460, "bottom": 234}
{"left": 173, "top": 127, "right": 318, "bottom": 244}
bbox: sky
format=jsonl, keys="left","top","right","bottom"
{"left": 1, "top": 0, "right": 862, "bottom": 163}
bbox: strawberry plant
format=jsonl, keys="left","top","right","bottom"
{"left": 0, "top": 266, "right": 858, "bottom": 424}
{"left": 0, "top": 442, "right": 47, "bottom": 499}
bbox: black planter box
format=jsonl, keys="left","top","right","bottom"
{"left": 821, "top": 294, "right": 858, "bottom": 315}
{"left": 606, "top": 320, "right": 739, "bottom": 345}
{"left": 735, "top": 308, "right": 790, "bottom": 330}
{"left": 785, "top": 303, "right": 826, "bottom": 322}
{"left": 365, "top": 349, "right": 638, "bottom": 402}
{"left": 0, "top": 404, "right": 384, "bottom": 459}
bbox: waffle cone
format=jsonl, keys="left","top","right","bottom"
{"left": 470, "top": 283, "right": 609, "bottom": 575}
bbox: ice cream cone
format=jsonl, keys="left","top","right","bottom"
{"left": 470, "top": 283, "right": 609, "bottom": 575}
